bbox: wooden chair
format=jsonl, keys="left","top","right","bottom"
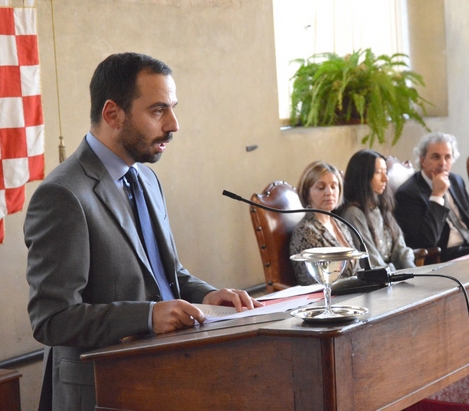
{"left": 386, "top": 156, "right": 415, "bottom": 196}
{"left": 386, "top": 156, "right": 441, "bottom": 266}
{"left": 250, "top": 175, "right": 440, "bottom": 295}
{"left": 249, "top": 181, "right": 304, "bottom": 293}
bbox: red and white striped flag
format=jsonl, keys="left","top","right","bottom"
{"left": 0, "top": 6, "right": 44, "bottom": 243}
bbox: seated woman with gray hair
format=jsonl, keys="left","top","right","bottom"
{"left": 290, "top": 161, "right": 357, "bottom": 285}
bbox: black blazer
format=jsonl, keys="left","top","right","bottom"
{"left": 394, "top": 171, "right": 469, "bottom": 258}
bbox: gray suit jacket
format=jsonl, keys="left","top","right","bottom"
{"left": 25, "top": 138, "right": 216, "bottom": 411}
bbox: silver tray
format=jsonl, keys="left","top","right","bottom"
{"left": 301, "top": 246, "right": 355, "bottom": 258}
{"left": 291, "top": 250, "right": 367, "bottom": 262}
{"left": 290, "top": 305, "right": 369, "bottom": 323}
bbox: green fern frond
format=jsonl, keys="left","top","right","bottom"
{"left": 289, "top": 48, "right": 432, "bottom": 147}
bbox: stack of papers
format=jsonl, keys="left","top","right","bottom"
{"left": 195, "top": 284, "right": 323, "bottom": 324}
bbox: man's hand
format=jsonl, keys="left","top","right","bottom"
{"left": 431, "top": 170, "right": 450, "bottom": 198}
{"left": 201, "top": 288, "right": 264, "bottom": 312}
{"left": 152, "top": 300, "right": 205, "bottom": 334}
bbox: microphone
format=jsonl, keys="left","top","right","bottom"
{"left": 357, "top": 267, "right": 415, "bottom": 283}
{"left": 225, "top": 190, "right": 469, "bottom": 313}
{"left": 222, "top": 189, "right": 403, "bottom": 285}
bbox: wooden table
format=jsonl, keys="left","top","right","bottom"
{"left": 82, "top": 259, "right": 469, "bottom": 411}
{"left": 0, "top": 369, "right": 22, "bottom": 411}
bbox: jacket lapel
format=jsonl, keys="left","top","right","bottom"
{"left": 75, "top": 139, "right": 154, "bottom": 276}
{"left": 416, "top": 172, "right": 432, "bottom": 199}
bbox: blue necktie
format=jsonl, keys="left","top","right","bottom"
{"left": 124, "top": 167, "right": 174, "bottom": 300}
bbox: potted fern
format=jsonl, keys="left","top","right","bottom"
{"left": 289, "top": 48, "right": 431, "bottom": 147}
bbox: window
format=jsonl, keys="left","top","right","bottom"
{"left": 273, "top": 0, "right": 409, "bottom": 121}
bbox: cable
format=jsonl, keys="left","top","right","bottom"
{"left": 390, "top": 272, "right": 469, "bottom": 316}
{"left": 222, "top": 189, "right": 372, "bottom": 269}
{"left": 222, "top": 190, "right": 469, "bottom": 316}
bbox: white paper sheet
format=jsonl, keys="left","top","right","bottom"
{"left": 194, "top": 293, "right": 322, "bottom": 323}
{"left": 256, "top": 284, "right": 323, "bottom": 301}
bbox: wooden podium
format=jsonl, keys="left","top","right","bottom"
{"left": 0, "top": 369, "right": 22, "bottom": 411}
{"left": 82, "top": 259, "right": 469, "bottom": 411}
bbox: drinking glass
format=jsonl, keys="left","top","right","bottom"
{"left": 303, "top": 258, "right": 347, "bottom": 318}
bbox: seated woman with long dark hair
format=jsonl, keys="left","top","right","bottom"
{"left": 290, "top": 161, "right": 357, "bottom": 285}
{"left": 340, "top": 149, "right": 415, "bottom": 271}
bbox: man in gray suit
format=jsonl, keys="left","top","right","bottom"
{"left": 25, "top": 52, "right": 261, "bottom": 411}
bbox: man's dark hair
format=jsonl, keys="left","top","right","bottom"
{"left": 89, "top": 52, "right": 172, "bottom": 125}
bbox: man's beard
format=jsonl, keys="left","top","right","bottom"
{"left": 119, "top": 117, "right": 172, "bottom": 164}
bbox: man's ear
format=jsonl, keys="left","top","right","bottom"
{"left": 102, "top": 100, "right": 125, "bottom": 129}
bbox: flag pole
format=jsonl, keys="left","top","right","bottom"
{"left": 50, "top": 0, "right": 66, "bottom": 162}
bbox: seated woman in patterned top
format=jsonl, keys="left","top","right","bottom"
{"left": 290, "top": 161, "right": 357, "bottom": 285}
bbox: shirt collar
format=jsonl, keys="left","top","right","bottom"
{"left": 86, "top": 132, "right": 138, "bottom": 180}
{"left": 420, "top": 169, "right": 433, "bottom": 189}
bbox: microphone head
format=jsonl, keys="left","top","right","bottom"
{"left": 222, "top": 189, "right": 372, "bottom": 269}
{"left": 222, "top": 190, "right": 237, "bottom": 199}
{"left": 222, "top": 190, "right": 246, "bottom": 202}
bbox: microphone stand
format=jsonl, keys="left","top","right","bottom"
{"left": 223, "top": 190, "right": 469, "bottom": 313}
{"left": 222, "top": 190, "right": 402, "bottom": 287}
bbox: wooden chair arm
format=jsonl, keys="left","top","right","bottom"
{"left": 270, "top": 282, "right": 291, "bottom": 292}
{"left": 413, "top": 246, "right": 441, "bottom": 266}
{"left": 424, "top": 246, "right": 442, "bottom": 265}
{"left": 413, "top": 248, "right": 428, "bottom": 267}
